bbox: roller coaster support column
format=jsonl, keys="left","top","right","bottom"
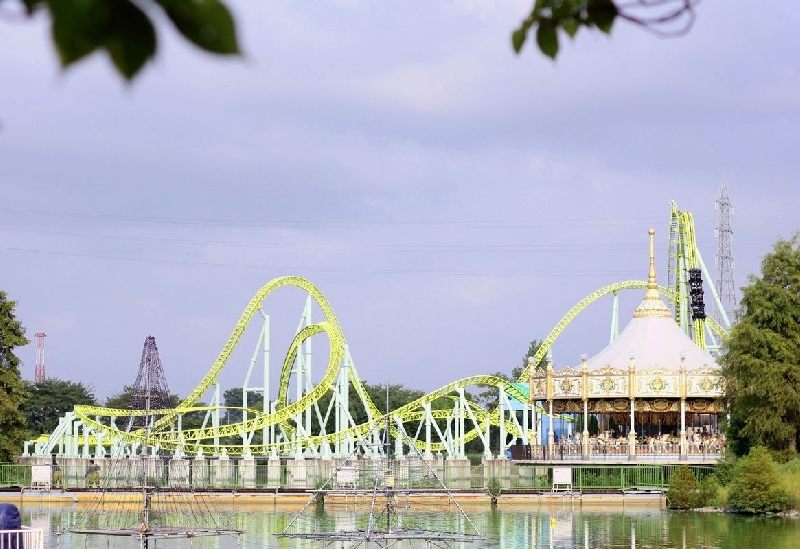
{"left": 247, "top": 310, "right": 271, "bottom": 455}
{"left": 394, "top": 414, "right": 404, "bottom": 458}
{"left": 212, "top": 383, "right": 220, "bottom": 454}
{"left": 457, "top": 388, "right": 467, "bottom": 458}
{"left": 423, "top": 402, "right": 433, "bottom": 459}
{"left": 610, "top": 291, "right": 620, "bottom": 343}
{"left": 335, "top": 345, "right": 351, "bottom": 457}
{"left": 303, "top": 297, "right": 313, "bottom": 449}
{"left": 498, "top": 387, "right": 506, "bottom": 459}
{"left": 546, "top": 357, "right": 555, "bottom": 458}
{"left": 81, "top": 421, "right": 91, "bottom": 457}
{"left": 292, "top": 297, "right": 313, "bottom": 459}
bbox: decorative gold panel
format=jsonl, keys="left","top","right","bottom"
{"left": 636, "top": 374, "right": 679, "bottom": 397}
{"left": 552, "top": 375, "right": 582, "bottom": 398}
{"left": 553, "top": 400, "right": 583, "bottom": 414}
{"left": 587, "top": 376, "right": 628, "bottom": 398}
{"left": 686, "top": 375, "right": 723, "bottom": 397}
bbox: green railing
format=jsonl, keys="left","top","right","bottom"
{"left": 499, "top": 464, "right": 715, "bottom": 491}
{"left": 1, "top": 462, "right": 714, "bottom": 492}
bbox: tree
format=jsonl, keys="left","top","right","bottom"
{"left": 0, "top": 290, "right": 30, "bottom": 461}
{"left": 21, "top": 377, "right": 97, "bottom": 435}
{"left": 223, "top": 387, "right": 264, "bottom": 424}
{"left": 720, "top": 234, "right": 800, "bottom": 456}
{"left": 521, "top": 339, "right": 546, "bottom": 375}
{"left": 8, "top": 0, "right": 240, "bottom": 80}
{"left": 512, "top": 0, "right": 701, "bottom": 59}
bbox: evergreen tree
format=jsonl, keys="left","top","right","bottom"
{"left": 22, "top": 378, "right": 97, "bottom": 435}
{"left": 720, "top": 234, "right": 800, "bottom": 456}
{"left": 521, "top": 339, "right": 547, "bottom": 374}
{"left": 0, "top": 291, "right": 31, "bottom": 461}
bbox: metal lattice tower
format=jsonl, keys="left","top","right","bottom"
{"left": 715, "top": 181, "right": 736, "bottom": 317}
{"left": 34, "top": 332, "right": 46, "bottom": 382}
{"left": 129, "top": 336, "right": 172, "bottom": 427}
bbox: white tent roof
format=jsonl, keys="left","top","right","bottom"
{"left": 583, "top": 228, "right": 718, "bottom": 371}
{"left": 585, "top": 314, "right": 717, "bottom": 371}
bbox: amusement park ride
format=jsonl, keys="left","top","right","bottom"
{"left": 22, "top": 200, "right": 734, "bottom": 462}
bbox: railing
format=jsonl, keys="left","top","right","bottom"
{"left": 1, "top": 460, "right": 717, "bottom": 492}
{"left": 502, "top": 464, "right": 716, "bottom": 491}
{"left": 508, "top": 440, "right": 723, "bottom": 462}
{"left": 0, "top": 526, "right": 44, "bottom": 549}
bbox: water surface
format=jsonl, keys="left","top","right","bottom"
{"left": 18, "top": 502, "right": 800, "bottom": 549}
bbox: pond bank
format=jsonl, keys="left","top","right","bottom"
{"left": 5, "top": 488, "right": 667, "bottom": 510}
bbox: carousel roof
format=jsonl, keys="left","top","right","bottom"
{"left": 584, "top": 229, "right": 718, "bottom": 372}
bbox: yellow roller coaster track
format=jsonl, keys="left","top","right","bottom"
{"left": 70, "top": 276, "right": 729, "bottom": 456}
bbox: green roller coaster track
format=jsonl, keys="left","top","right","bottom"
{"left": 27, "top": 210, "right": 731, "bottom": 460}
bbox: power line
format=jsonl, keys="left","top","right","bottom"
{"left": 0, "top": 245, "right": 643, "bottom": 278}
{"left": 0, "top": 207, "right": 670, "bottom": 229}
{"left": 0, "top": 226, "right": 645, "bottom": 253}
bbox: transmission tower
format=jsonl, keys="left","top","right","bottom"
{"left": 34, "top": 332, "right": 46, "bottom": 382}
{"left": 129, "top": 336, "right": 172, "bottom": 427}
{"left": 715, "top": 181, "right": 736, "bottom": 318}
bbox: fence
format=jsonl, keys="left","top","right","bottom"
{"left": 510, "top": 440, "right": 723, "bottom": 461}
{"left": 493, "top": 464, "right": 715, "bottom": 491}
{"left": 1, "top": 461, "right": 714, "bottom": 492}
{"left": 0, "top": 527, "right": 44, "bottom": 549}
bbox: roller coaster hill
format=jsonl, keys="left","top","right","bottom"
{"left": 20, "top": 203, "right": 731, "bottom": 488}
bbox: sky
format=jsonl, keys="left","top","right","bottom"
{"left": 1, "top": 1, "right": 798, "bottom": 404}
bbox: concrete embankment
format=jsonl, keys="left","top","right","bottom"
{"left": 5, "top": 489, "right": 665, "bottom": 510}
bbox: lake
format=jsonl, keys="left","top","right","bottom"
{"left": 16, "top": 502, "right": 800, "bottom": 549}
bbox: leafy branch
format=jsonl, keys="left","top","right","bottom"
{"left": 512, "top": 0, "right": 701, "bottom": 59}
{"left": 11, "top": 0, "right": 240, "bottom": 80}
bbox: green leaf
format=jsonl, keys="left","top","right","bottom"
{"left": 536, "top": 22, "right": 559, "bottom": 59}
{"left": 48, "top": 0, "right": 107, "bottom": 67}
{"left": 157, "top": 0, "right": 240, "bottom": 55}
{"left": 48, "top": 0, "right": 156, "bottom": 80}
{"left": 561, "top": 17, "right": 580, "bottom": 39}
{"left": 104, "top": 0, "right": 157, "bottom": 80}
{"left": 587, "top": 0, "right": 618, "bottom": 34}
{"left": 22, "top": 0, "right": 47, "bottom": 15}
{"left": 511, "top": 27, "right": 527, "bottom": 53}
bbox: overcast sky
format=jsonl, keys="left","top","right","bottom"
{"left": 2, "top": 1, "right": 798, "bottom": 403}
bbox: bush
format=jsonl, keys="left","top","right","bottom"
{"left": 727, "top": 446, "right": 795, "bottom": 513}
{"left": 769, "top": 448, "right": 797, "bottom": 464}
{"left": 713, "top": 453, "right": 737, "bottom": 486}
{"left": 666, "top": 465, "right": 696, "bottom": 509}
{"left": 778, "top": 457, "right": 800, "bottom": 507}
{"left": 697, "top": 475, "right": 721, "bottom": 507}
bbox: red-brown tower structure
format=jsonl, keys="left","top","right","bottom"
{"left": 34, "top": 332, "right": 47, "bottom": 382}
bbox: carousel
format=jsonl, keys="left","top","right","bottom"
{"left": 529, "top": 229, "right": 724, "bottom": 460}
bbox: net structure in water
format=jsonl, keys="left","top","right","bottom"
{"left": 278, "top": 421, "right": 483, "bottom": 549}
{"left": 61, "top": 458, "right": 243, "bottom": 540}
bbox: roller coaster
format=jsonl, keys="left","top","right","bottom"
{"left": 24, "top": 202, "right": 732, "bottom": 461}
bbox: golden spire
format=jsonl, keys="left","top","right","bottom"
{"left": 633, "top": 228, "right": 672, "bottom": 318}
{"left": 648, "top": 228, "right": 657, "bottom": 289}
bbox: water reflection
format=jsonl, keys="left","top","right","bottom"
{"left": 17, "top": 502, "right": 800, "bottom": 549}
